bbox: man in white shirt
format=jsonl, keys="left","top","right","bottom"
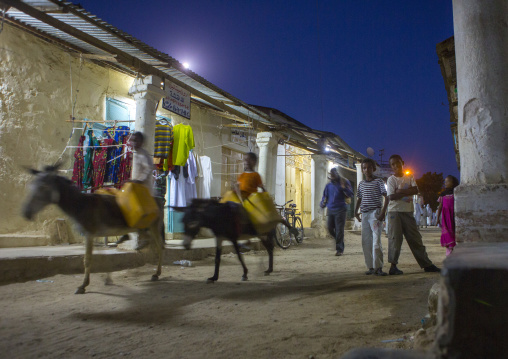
{"left": 386, "top": 155, "right": 440, "bottom": 275}
{"left": 130, "top": 132, "right": 154, "bottom": 195}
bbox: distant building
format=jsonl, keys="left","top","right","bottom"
{"left": 436, "top": 37, "right": 460, "bottom": 170}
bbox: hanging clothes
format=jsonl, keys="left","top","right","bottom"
{"left": 90, "top": 139, "right": 111, "bottom": 192}
{"left": 185, "top": 153, "right": 198, "bottom": 203}
{"left": 83, "top": 129, "right": 98, "bottom": 189}
{"left": 71, "top": 135, "right": 86, "bottom": 189}
{"left": 154, "top": 120, "right": 173, "bottom": 158}
{"left": 116, "top": 137, "right": 133, "bottom": 188}
{"left": 169, "top": 168, "right": 187, "bottom": 208}
{"left": 172, "top": 124, "right": 195, "bottom": 166}
{"left": 198, "top": 156, "right": 213, "bottom": 199}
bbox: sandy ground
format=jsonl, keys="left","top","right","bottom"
{"left": 0, "top": 228, "right": 444, "bottom": 359}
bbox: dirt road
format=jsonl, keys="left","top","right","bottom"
{"left": 0, "top": 228, "right": 444, "bottom": 358}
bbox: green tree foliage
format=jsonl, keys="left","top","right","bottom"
{"left": 416, "top": 172, "right": 444, "bottom": 211}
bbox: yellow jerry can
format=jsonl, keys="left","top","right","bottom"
{"left": 116, "top": 182, "right": 159, "bottom": 229}
{"left": 243, "top": 192, "right": 282, "bottom": 234}
{"left": 219, "top": 190, "right": 242, "bottom": 204}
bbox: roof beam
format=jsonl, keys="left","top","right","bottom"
{"left": 2, "top": 0, "right": 270, "bottom": 126}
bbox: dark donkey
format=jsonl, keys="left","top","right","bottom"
{"left": 22, "top": 165, "right": 164, "bottom": 294}
{"left": 175, "top": 199, "right": 275, "bottom": 283}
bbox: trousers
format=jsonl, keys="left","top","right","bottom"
{"left": 361, "top": 209, "right": 384, "bottom": 269}
{"left": 327, "top": 208, "right": 347, "bottom": 253}
{"left": 387, "top": 212, "right": 433, "bottom": 268}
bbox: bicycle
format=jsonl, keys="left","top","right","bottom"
{"left": 274, "top": 200, "right": 305, "bottom": 249}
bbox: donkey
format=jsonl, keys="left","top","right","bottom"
{"left": 174, "top": 199, "right": 275, "bottom": 283}
{"left": 22, "top": 165, "right": 164, "bottom": 294}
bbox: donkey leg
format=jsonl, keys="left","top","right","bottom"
{"left": 76, "top": 236, "right": 94, "bottom": 294}
{"left": 207, "top": 245, "right": 222, "bottom": 283}
{"left": 232, "top": 241, "right": 248, "bottom": 281}
{"left": 150, "top": 224, "right": 164, "bottom": 282}
{"left": 261, "top": 234, "right": 274, "bottom": 275}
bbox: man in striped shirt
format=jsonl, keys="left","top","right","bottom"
{"left": 355, "top": 159, "right": 389, "bottom": 276}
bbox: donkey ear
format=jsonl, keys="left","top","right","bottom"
{"left": 171, "top": 207, "right": 187, "bottom": 213}
{"left": 23, "top": 166, "right": 40, "bottom": 175}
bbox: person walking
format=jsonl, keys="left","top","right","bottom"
{"left": 420, "top": 202, "right": 428, "bottom": 229}
{"left": 426, "top": 204, "right": 432, "bottom": 227}
{"left": 386, "top": 155, "right": 440, "bottom": 275}
{"left": 436, "top": 175, "right": 459, "bottom": 256}
{"left": 354, "top": 159, "right": 389, "bottom": 276}
{"left": 320, "top": 167, "right": 353, "bottom": 256}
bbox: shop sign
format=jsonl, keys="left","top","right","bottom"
{"left": 162, "top": 81, "right": 191, "bottom": 119}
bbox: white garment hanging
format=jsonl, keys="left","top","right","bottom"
{"left": 198, "top": 156, "right": 213, "bottom": 199}
{"left": 169, "top": 170, "right": 187, "bottom": 208}
{"left": 185, "top": 153, "right": 198, "bottom": 203}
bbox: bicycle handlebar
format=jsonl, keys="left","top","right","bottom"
{"left": 277, "top": 199, "right": 293, "bottom": 207}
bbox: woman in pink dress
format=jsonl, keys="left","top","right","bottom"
{"left": 436, "top": 175, "right": 459, "bottom": 256}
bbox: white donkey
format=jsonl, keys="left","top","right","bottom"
{"left": 22, "top": 165, "right": 164, "bottom": 294}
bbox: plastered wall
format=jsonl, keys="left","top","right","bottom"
{"left": 0, "top": 23, "right": 134, "bottom": 237}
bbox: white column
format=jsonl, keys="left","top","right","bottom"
{"left": 452, "top": 0, "right": 508, "bottom": 242}
{"left": 274, "top": 144, "right": 286, "bottom": 206}
{"left": 121, "top": 75, "right": 165, "bottom": 250}
{"left": 311, "top": 154, "right": 328, "bottom": 237}
{"left": 128, "top": 75, "right": 165, "bottom": 180}
{"left": 256, "top": 132, "right": 277, "bottom": 195}
{"left": 353, "top": 162, "right": 363, "bottom": 230}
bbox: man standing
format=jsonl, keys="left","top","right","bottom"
{"left": 320, "top": 168, "right": 353, "bottom": 256}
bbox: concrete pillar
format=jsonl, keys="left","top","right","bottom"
{"left": 274, "top": 144, "right": 286, "bottom": 206}
{"left": 256, "top": 132, "right": 277, "bottom": 195}
{"left": 121, "top": 75, "right": 165, "bottom": 250}
{"left": 311, "top": 154, "right": 328, "bottom": 236}
{"left": 128, "top": 75, "right": 165, "bottom": 180}
{"left": 452, "top": 0, "right": 508, "bottom": 241}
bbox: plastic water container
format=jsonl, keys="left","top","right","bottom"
{"left": 173, "top": 260, "right": 192, "bottom": 267}
{"left": 116, "top": 182, "right": 159, "bottom": 229}
{"left": 243, "top": 192, "right": 282, "bottom": 234}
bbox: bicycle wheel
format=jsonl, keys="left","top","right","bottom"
{"left": 294, "top": 217, "right": 304, "bottom": 243}
{"left": 275, "top": 223, "right": 291, "bottom": 249}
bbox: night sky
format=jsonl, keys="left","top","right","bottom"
{"left": 77, "top": 0, "right": 459, "bottom": 179}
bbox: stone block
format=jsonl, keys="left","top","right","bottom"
{"left": 454, "top": 184, "right": 508, "bottom": 242}
{"left": 434, "top": 242, "right": 508, "bottom": 358}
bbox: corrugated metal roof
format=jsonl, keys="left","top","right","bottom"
{"left": 4, "top": 0, "right": 362, "bottom": 162}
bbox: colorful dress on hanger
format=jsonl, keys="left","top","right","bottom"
{"left": 116, "top": 136, "right": 133, "bottom": 188}
{"left": 71, "top": 135, "right": 86, "bottom": 189}
{"left": 154, "top": 120, "right": 173, "bottom": 158}
{"left": 91, "top": 139, "right": 112, "bottom": 192}
{"left": 172, "top": 124, "right": 195, "bottom": 166}
{"left": 82, "top": 129, "right": 98, "bottom": 189}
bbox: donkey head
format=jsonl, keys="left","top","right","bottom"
{"left": 173, "top": 199, "right": 218, "bottom": 249}
{"left": 22, "top": 165, "right": 63, "bottom": 220}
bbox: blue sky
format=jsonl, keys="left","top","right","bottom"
{"left": 77, "top": 0, "right": 458, "bottom": 178}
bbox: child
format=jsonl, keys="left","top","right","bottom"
{"left": 237, "top": 152, "right": 298, "bottom": 238}
{"left": 320, "top": 167, "right": 353, "bottom": 256}
{"left": 354, "top": 159, "right": 389, "bottom": 276}
{"left": 386, "top": 155, "right": 440, "bottom": 274}
{"left": 237, "top": 152, "right": 265, "bottom": 200}
{"left": 436, "top": 175, "right": 459, "bottom": 256}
